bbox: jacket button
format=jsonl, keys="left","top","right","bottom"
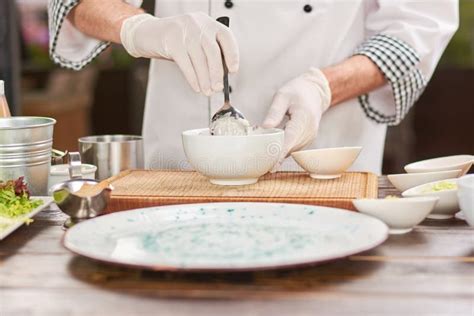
{"left": 224, "top": 1, "right": 234, "bottom": 9}
{"left": 303, "top": 4, "right": 313, "bottom": 13}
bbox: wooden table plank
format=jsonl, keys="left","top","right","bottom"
{"left": 2, "top": 252, "right": 474, "bottom": 296}
{"left": 0, "top": 176, "right": 473, "bottom": 316}
{"left": 1, "top": 288, "right": 471, "bottom": 316}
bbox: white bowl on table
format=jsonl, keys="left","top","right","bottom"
{"left": 353, "top": 196, "right": 439, "bottom": 234}
{"left": 404, "top": 155, "right": 474, "bottom": 176}
{"left": 291, "top": 147, "right": 362, "bottom": 180}
{"left": 457, "top": 174, "right": 474, "bottom": 227}
{"left": 182, "top": 128, "right": 284, "bottom": 186}
{"left": 387, "top": 170, "right": 462, "bottom": 192}
{"left": 402, "top": 178, "right": 459, "bottom": 220}
{"left": 48, "top": 163, "right": 97, "bottom": 189}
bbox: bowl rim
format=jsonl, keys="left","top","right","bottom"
{"left": 291, "top": 146, "right": 363, "bottom": 156}
{"left": 354, "top": 196, "right": 440, "bottom": 204}
{"left": 401, "top": 178, "right": 459, "bottom": 196}
{"left": 78, "top": 135, "right": 143, "bottom": 143}
{"left": 387, "top": 169, "right": 462, "bottom": 179}
{"left": 404, "top": 155, "right": 474, "bottom": 170}
{"left": 182, "top": 127, "right": 284, "bottom": 137}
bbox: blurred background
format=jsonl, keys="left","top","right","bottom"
{"left": 1, "top": 0, "right": 473, "bottom": 173}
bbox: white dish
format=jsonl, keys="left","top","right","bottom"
{"left": 404, "top": 155, "right": 474, "bottom": 176}
{"left": 457, "top": 174, "right": 474, "bottom": 227}
{"left": 402, "top": 179, "right": 459, "bottom": 219}
{"left": 0, "top": 196, "right": 53, "bottom": 240}
{"left": 353, "top": 197, "right": 439, "bottom": 234}
{"left": 291, "top": 147, "right": 362, "bottom": 179}
{"left": 63, "top": 202, "right": 388, "bottom": 271}
{"left": 49, "top": 164, "right": 97, "bottom": 189}
{"left": 182, "top": 128, "right": 284, "bottom": 185}
{"left": 387, "top": 170, "right": 462, "bottom": 192}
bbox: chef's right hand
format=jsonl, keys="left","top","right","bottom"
{"left": 120, "top": 13, "right": 239, "bottom": 96}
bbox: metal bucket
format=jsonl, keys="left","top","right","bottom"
{"left": 0, "top": 154, "right": 51, "bottom": 196}
{"left": 0, "top": 117, "right": 55, "bottom": 145}
{"left": 0, "top": 117, "right": 56, "bottom": 195}
{"left": 0, "top": 152, "right": 52, "bottom": 166}
{"left": 0, "top": 139, "right": 53, "bottom": 156}
{"left": 79, "top": 135, "right": 144, "bottom": 180}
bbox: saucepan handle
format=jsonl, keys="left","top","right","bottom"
{"left": 68, "top": 151, "right": 83, "bottom": 179}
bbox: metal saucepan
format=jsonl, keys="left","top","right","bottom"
{"left": 78, "top": 135, "right": 144, "bottom": 180}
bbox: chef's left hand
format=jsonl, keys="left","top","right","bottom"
{"left": 262, "top": 68, "right": 332, "bottom": 164}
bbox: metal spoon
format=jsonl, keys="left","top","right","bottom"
{"left": 210, "top": 17, "right": 247, "bottom": 133}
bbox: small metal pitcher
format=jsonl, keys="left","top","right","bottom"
{"left": 51, "top": 179, "right": 113, "bottom": 229}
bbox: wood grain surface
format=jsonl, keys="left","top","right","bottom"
{"left": 0, "top": 177, "right": 473, "bottom": 316}
{"left": 106, "top": 170, "right": 378, "bottom": 212}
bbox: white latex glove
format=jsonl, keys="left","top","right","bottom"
{"left": 120, "top": 13, "right": 239, "bottom": 96}
{"left": 262, "top": 68, "right": 332, "bottom": 164}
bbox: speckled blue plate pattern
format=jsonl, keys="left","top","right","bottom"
{"left": 63, "top": 203, "right": 389, "bottom": 271}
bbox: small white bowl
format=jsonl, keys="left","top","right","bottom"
{"left": 404, "top": 155, "right": 474, "bottom": 176}
{"left": 291, "top": 147, "right": 362, "bottom": 179}
{"left": 457, "top": 174, "right": 474, "bottom": 227}
{"left": 402, "top": 178, "right": 459, "bottom": 219}
{"left": 48, "top": 164, "right": 97, "bottom": 189}
{"left": 387, "top": 170, "right": 462, "bottom": 192}
{"left": 182, "top": 128, "right": 284, "bottom": 185}
{"left": 353, "top": 196, "right": 439, "bottom": 234}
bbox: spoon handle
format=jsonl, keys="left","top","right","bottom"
{"left": 217, "top": 17, "right": 230, "bottom": 106}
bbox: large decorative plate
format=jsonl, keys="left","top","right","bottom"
{"left": 0, "top": 197, "right": 53, "bottom": 240}
{"left": 63, "top": 203, "right": 388, "bottom": 271}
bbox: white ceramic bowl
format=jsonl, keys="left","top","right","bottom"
{"left": 404, "top": 155, "right": 474, "bottom": 176}
{"left": 291, "top": 147, "right": 362, "bottom": 180}
{"left": 353, "top": 196, "right": 439, "bottom": 234}
{"left": 402, "top": 178, "right": 459, "bottom": 220}
{"left": 182, "top": 128, "right": 284, "bottom": 185}
{"left": 387, "top": 169, "right": 462, "bottom": 192}
{"left": 48, "top": 163, "right": 97, "bottom": 189}
{"left": 457, "top": 174, "right": 474, "bottom": 227}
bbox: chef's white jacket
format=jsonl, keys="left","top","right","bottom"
{"left": 48, "top": 0, "right": 458, "bottom": 174}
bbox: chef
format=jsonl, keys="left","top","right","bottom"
{"left": 48, "top": 0, "right": 458, "bottom": 174}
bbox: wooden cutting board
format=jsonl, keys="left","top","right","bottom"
{"left": 104, "top": 170, "right": 378, "bottom": 212}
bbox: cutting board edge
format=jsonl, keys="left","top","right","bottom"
{"left": 105, "top": 170, "right": 378, "bottom": 213}
{"left": 105, "top": 196, "right": 358, "bottom": 213}
{"left": 365, "top": 172, "right": 379, "bottom": 199}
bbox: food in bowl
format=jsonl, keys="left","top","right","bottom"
{"left": 422, "top": 181, "right": 457, "bottom": 193}
{"left": 182, "top": 128, "right": 284, "bottom": 185}
{"left": 402, "top": 179, "right": 459, "bottom": 219}
{"left": 209, "top": 113, "right": 251, "bottom": 136}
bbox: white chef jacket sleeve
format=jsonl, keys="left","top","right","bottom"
{"left": 48, "top": 0, "right": 143, "bottom": 70}
{"left": 354, "top": 0, "right": 459, "bottom": 125}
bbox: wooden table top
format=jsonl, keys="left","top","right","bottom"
{"left": 1, "top": 177, "right": 473, "bottom": 316}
